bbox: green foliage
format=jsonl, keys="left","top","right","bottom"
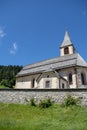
{"left": 0, "top": 79, "right": 15, "bottom": 88}
{"left": 39, "top": 98, "right": 53, "bottom": 108}
{"left": 0, "top": 65, "right": 22, "bottom": 88}
{"left": 62, "top": 94, "right": 80, "bottom": 107}
{"left": 30, "top": 98, "right": 36, "bottom": 106}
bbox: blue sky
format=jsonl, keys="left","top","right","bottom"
{"left": 0, "top": 0, "right": 87, "bottom": 66}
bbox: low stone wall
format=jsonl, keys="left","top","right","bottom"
{"left": 0, "top": 89, "right": 87, "bottom": 106}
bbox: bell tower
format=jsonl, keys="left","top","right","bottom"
{"left": 60, "top": 31, "right": 75, "bottom": 56}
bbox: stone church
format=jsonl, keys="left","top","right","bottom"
{"left": 16, "top": 32, "right": 87, "bottom": 89}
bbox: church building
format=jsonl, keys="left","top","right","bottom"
{"left": 16, "top": 32, "right": 87, "bottom": 89}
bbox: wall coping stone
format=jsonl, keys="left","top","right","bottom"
{"left": 0, "top": 88, "right": 87, "bottom": 92}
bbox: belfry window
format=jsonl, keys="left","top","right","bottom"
{"left": 69, "top": 73, "right": 72, "bottom": 85}
{"left": 81, "top": 73, "right": 85, "bottom": 85}
{"left": 64, "top": 47, "right": 69, "bottom": 54}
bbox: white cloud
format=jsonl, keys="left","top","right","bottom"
{"left": 0, "top": 28, "right": 6, "bottom": 38}
{"left": 10, "top": 42, "right": 18, "bottom": 55}
{"left": 13, "top": 42, "right": 17, "bottom": 50}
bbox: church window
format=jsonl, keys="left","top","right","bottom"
{"left": 69, "top": 73, "right": 72, "bottom": 85}
{"left": 47, "top": 75, "right": 49, "bottom": 78}
{"left": 45, "top": 81, "right": 50, "bottom": 88}
{"left": 81, "top": 73, "right": 85, "bottom": 85}
{"left": 64, "top": 47, "right": 69, "bottom": 54}
{"left": 62, "top": 83, "right": 65, "bottom": 89}
{"left": 32, "top": 78, "right": 35, "bottom": 88}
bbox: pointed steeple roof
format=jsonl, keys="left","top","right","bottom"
{"left": 60, "top": 31, "right": 73, "bottom": 48}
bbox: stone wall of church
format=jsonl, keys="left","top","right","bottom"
{"left": 59, "top": 68, "right": 77, "bottom": 88}
{"left": 16, "top": 67, "right": 87, "bottom": 89}
{"left": 16, "top": 76, "right": 32, "bottom": 89}
{"left": 0, "top": 89, "right": 87, "bottom": 106}
{"left": 77, "top": 67, "right": 87, "bottom": 87}
{"left": 39, "top": 72, "right": 59, "bottom": 89}
{"left": 16, "top": 72, "right": 60, "bottom": 89}
{"left": 60, "top": 78, "right": 68, "bottom": 88}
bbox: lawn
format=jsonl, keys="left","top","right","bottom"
{"left": 0, "top": 85, "right": 7, "bottom": 88}
{"left": 0, "top": 85, "right": 14, "bottom": 89}
{"left": 0, "top": 103, "right": 87, "bottom": 130}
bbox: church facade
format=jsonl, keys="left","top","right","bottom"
{"left": 16, "top": 32, "right": 87, "bottom": 89}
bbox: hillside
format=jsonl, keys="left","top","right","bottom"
{"left": 0, "top": 103, "right": 87, "bottom": 130}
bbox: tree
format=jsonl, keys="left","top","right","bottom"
{"left": 0, "top": 65, "right": 22, "bottom": 88}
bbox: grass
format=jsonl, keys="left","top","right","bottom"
{"left": 0, "top": 85, "right": 14, "bottom": 88}
{"left": 0, "top": 85, "right": 6, "bottom": 88}
{"left": 0, "top": 103, "right": 87, "bottom": 130}
{"left": 0, "top": 85, "right": 9, "bottom": 88}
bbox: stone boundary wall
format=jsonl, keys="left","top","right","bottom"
{"left": 0, "top": 89, "right": 87, "bottom": 106}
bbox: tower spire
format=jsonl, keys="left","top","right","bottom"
{"left": 60, "top": 31, "right": 73, "bottom": 48}
{"left": 60, "top": 31, "right": 75, "bottom": 56}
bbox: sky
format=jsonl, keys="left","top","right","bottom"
{"left": 0, "top": 0, "right": 87, "bottom": 66}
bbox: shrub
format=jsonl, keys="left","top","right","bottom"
{"left": 62, "top": 94, "right": 80, "bottom": 107}
{"left": 30, "top": 98, "right": 36, "bottom": 106}
{"left": 0, "top": 79, "right": 14, "bottom": 88}
{"left": 39, "top": 98, "right": 53, "bottom": 108}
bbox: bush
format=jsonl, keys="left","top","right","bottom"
{"left": 30, "top": 98, "right": 36, "bottom": 106}
{"left": 62, "top": 94, "right": 80, "bottom": 107}
{"left": 0, "top": 79, "right": 14, "bottom": 88}
{"left": 39, "top": 98, "right": 53, "bottom": 108}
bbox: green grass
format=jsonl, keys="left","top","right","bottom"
{"left": 0, "top": 103, "right": 87, "bottom": 130}
{"left": 0, "top": 85, "right": 6, "bottom": 88}
{"left": 0, "top": 85, "right": 14, "bottom": 88}
{"left": 0, "top": 85, "right": 9, "bottom": 88}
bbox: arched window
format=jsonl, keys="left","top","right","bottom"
{"left": 47, "top": 75, "right": 49, "bottom": 78}
{"left": 62, "top": 83, "right": 65, "bottom": 89}
{"left": 69, "top": 73, "right": 72, "bottom": 85}
{"left": 81, "top": 73, "right": 85, "bottom": 85}
{"left": 64, "top": 47, "right": 69, "bottom": 54}
{"left": 32, "top": 78, "right": 35, "bottom": 88}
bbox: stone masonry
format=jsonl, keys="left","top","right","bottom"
{"left": 0, "top": 89, "right": 87, "bottom": 106}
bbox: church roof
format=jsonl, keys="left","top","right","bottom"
{"left": 17, "top": 53, "right": 87, "bottom": 77}
{"left": 60, "top": 31, "right": 73, "bottom": 48}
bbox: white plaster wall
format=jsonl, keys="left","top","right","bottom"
{"left": 16, "top": 76, "right": 31, "bottom": 89}
{"left": 38, "top": 78, "right": 44, "bottom": 88}
{"left": 38, "top": 72, "right": 59, "bottom": 88}
{"left": 16, "top": 72, "right": 59, "bottom": 89}
{"left": 16, "top": 67, "right": 87, "bottom": 89}
{"left": 60, "top": 48, "right": 64, "bottom": 56}
{"left": 69, "top": 46, "right": 73, "bottom": 54}
{"left": 59, "top": 68, "right": 77, "bottom": 88}
{"left": 77, "top": 67, "right": 87, "bottom": 87}
{"left": 51, "top": 77, "right": 59, "bottom": 88}
{"left": 60, "top": 79, "right": 68, "bottom": 88}
{"left": 60, "top": 45, "right": 74, "bottom": 56}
